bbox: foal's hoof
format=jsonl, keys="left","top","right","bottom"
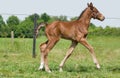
{"left": 46, "top": 70, "right": 51, "bottom": 73}
{"left": 59, "top": 68, "right": 63, "bottom": 72}
{"left": 38, "top": 67, "right": 44, "bottom": 71}
{"left": 38, "top": 68, "right": 43, "bottom": 71}
{"left": 96, "top": 64, "right": 100, "bottom": 69}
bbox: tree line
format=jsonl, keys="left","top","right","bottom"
{"left": 0, "top": 13, "right": 120, "bottom": 38}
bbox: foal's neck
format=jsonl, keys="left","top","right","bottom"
{"left": 78, "top": 9, "right": 92, "bottom": 30}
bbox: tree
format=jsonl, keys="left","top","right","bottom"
{"left": 104, "top": 26, "right": 111, "bottom": 36}
{"left": 0, "top": 15, "right": 5, "bottom": 27}
{"left": 0, "top": 25, "right": 9, "bottom": 37}
{"left": 25, "top": 14, "right": 39, "bottom": 22}
{"left": 58, "top": 15, "right": 68, "bottom": 21}
{"left": 90, "top": 23, "right": 96, "bottom": 29}
{"left": 15, "top": 17, "right": 34, "bottom": 38}
{"left": 70, "top": 16, "right": 78, "bottom": 21}
{"left": 0, "top": 15, "right": 7, "bottom": 37}
{"left": 7, "top": 15, "right": 20, "bottom": 31}
{"left": 88, "top": 23, "right": 96, "bottom": 35}
{"left": 41, "top": 13, "right": 50, "bottom": 22}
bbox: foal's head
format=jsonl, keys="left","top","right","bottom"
{"left": 88, "top": 2, "right": 105, "bottom": 21}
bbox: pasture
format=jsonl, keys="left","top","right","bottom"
{"left": 0, "top": 36, "right": 120, "bottom": 78}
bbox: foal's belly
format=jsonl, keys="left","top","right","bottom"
{"left": 61, "top": 34, "right": 76, "bottom": 41}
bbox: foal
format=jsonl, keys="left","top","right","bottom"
{"left": 37, "top": 3, "right": 105, "bottom": 72}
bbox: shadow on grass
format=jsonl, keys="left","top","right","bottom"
{"left": 108, "top": 66, "right": 120, "bottom": 73}
{"left": 35, "top": 63, "right": 120, "bottom": 74}
{"left": 65, "top": 65, "right": 97, "bottom": 73}
{"left": 48, "top": 64, "right": 98, "bottom": 73}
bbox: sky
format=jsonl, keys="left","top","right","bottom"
{"left": 0, "top": 0, "right": 120, "bottom": 27}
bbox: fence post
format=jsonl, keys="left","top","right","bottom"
{"left": 32, "top": 13, "right": 37, "bottom": 58}
{"left": 11, "top": 31, "right": 14, "bottom": 44}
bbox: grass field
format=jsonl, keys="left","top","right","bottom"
{"left": 0, "top": 36, "right": 120, "bottom": 78}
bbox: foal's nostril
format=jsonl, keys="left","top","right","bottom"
{"left": 100, "top": 16, "right": 105, "bottom": 21}
{"left": 103, "top": 16, "right": 105, "bottom": 20}
{"left": 102, "top": 16, "right": 105, "bottom": 21}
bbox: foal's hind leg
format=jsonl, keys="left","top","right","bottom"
{"left": 43, "top": 38, "right": 59, "bottom": 72}
{"left": 59, "top": 41, "right": 78, "bottom": 72}
{"left": 79, "top": 38, "right": 100, "bottom": 69}
{"left": 38, "top": 41, "right": 48, "bottom": 70}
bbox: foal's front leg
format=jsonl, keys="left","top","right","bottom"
{"left": 79, "top": 38, "right": 100, "bottom": 69}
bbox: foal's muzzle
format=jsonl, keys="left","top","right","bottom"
{"left": 98, "top": 13, "right": 105, "bottom": 21}
{"left": 101, "top": 16, "right": 105, "bottom": 21}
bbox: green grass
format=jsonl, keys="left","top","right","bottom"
{"left": 0, "top": 36, "right": 120, "bottom": 78}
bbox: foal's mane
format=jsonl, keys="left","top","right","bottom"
{"left": 77, "top": 8, "right": 87, "bottom": 20}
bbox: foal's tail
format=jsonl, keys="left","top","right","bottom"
{"left": 35, "top": 22, "right": 47, "bottom": 37}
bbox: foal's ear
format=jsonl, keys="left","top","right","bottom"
{"left": 87, "top": 2, "right": 94, "bottom": 10}
{"left": 87, "top": 3, "right": 90, "bottom": 7}
{"left": 89, "top": 2, "right": 93, "bottom": 7}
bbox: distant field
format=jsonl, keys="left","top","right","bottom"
{"left": 0, "top": 36, "right": 120, "bottom": 78}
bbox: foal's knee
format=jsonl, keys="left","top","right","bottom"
{"left": 40, "top": 43, "right": 47, "bottom": 52}
{"left": 88, "top": 46, "right": 94, "bottom": 53}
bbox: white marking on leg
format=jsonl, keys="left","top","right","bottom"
{"left": 38, "top": 62, "right": 44, "bottom": 70}
{"left": 38, "top": 53, "right": 44, "bottom": 70}
{"left": 96, "top": 64, "right": 100, "bottom": 69}
{"left": 92, "top": 55, "right": 100, "bottom": 69}
{"left": 59, "top": 68, "right": 63, "bottom": 72}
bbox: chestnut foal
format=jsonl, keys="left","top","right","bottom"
{"left": 36, "top": 3, "right": 105, "bottom": 72}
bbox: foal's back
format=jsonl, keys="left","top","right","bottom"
{"left": 45, "top": 20, "right": 83, "bottom": 40}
